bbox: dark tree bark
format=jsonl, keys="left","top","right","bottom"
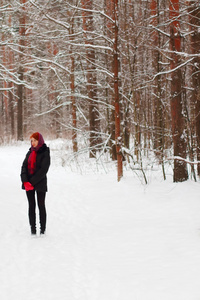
{"left": 8, "top": 14, "right": 14, "bottom": 138}
{"left": 17, "top": 0, "right": 26, "bottom": 141}
{"left": 169, "top": 0, "right": 188, "bottom": 182}
{"left": 81, "top": 0, "right": 101, "bottom": 158}
{"left": 112, "top": 0, "right": 123, "bottom": 181}
{"left": 104, "top": 0, "right": 117, "bottom": 160}
{"left": 150, "top": 0, "right": 164, "bottom": 161}
{"left": 69, "top": 24, "right": 78, "bottom": 153}
{"left": 188, "top": 2, "right": 200, "bottom": 175}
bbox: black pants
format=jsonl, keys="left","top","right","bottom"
{"left": 26, "top": 190, "right": 47, "bottom": 233}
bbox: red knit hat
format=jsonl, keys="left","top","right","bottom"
{"left": 30, "top": 132, "right": 39, "bottom": 141}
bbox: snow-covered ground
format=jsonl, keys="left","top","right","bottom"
{"left": 1, "top": 141, "right": 200, "bottom": 300}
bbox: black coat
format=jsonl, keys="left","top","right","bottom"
{"left": 21, "top": 144, "right": 50, "bottom": 192}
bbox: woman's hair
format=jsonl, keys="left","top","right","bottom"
{"left": 30, "top": 132, "right": 39, "bottom": 141}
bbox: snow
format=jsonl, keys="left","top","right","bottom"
{"left": 1, "top": 141, "right": 200, "bottom": 300}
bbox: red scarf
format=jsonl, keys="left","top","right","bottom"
{"left": 28, "top": 150, "right": 37, "bottom": 175}
{"left": 28, "top": 133, "right": 44, "bottom": 175}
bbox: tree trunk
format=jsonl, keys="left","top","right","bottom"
{"left": 81, "top": 0, "right": 101, "bottom": 158}
{"left": 113, "top": 0, "right": 123, "bottom": 181}
{"left": 70, "top": 47, "right": 78, "bottom": 152}
{"left": 8, "top": 13, "right": 14, "bottom": 138}
{"left": 17, "top": 66, "right": 24, "bottom": 141}
{"left": 2, "top": 26, "right": 8, "bottom": 137}
{"left": 150, "top": 0, "right": 164, "bottom": 161}
{"left": 68, "top": 17, "right": 78, "bottom": 153}
{"left": 169, "top": 0, "right": 188, "bottom": 182}
{"left": 17, "top": 0, "right": 26, "bottom": 141}
{"left": 188, "top": 2, "right": 200, "bottom": 175}
{"left": 104, "top": 0, "right": 117, "bottom": 160}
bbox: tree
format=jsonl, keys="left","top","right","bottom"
{"left": 169, "top": 0, "right": 188, "bottom": 182}
{"left": 188, "top": 1, "right": 200, "bottom": 175}
{"left": 70, "top": 25, "right": 78, "bottom": 153}
{"left": 17, "top": 0, "right": 26, "bottom": 141}
{"left": 112, "top": 0, "right": 123, "bottom": 181}
{"left": 150, "top": 0, "right": 164, "bottom": 160}
{"left": 81, "top": 0, "right": 101, "bottom": 158}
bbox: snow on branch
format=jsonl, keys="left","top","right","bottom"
{"left": 29, "top": 0, "right": 70, "bottom": 29}
{"left": 0, "top": 87, "right": 13, "bottom": 91}
{"left": 65, "top": 41, "right": 112, "bottom": 52}
{"left": 66, "top": 3, "right": 114, "bottom": 24}
{"left": 162, "top": 49, "right": 200, "bottom": 58}
{"left": 0, "top": 63, "right": 35, "bottom": 89}
{"left": 166, "top": 156, "right": 200, "bottom": 165}
{"left": 148, "top": 25, "right": 170, "bottom": 38}
{"left": 143, "top": 57, "right": 195, "bottom": 85}
{"left": 35, "top": 93, "right": 114, "bottom": 117}
{"left": 0, "top": 4, "right": 12, "bottom": 12}
{"left": 7, "top": 44, "right": 71, "bottom": 75}
{"left": 35, "top": 101, "right": 71, "bottom": 117}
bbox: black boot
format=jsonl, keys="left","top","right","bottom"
{"left": 40, "top": 228, "right": 45, "bottom": 235}
{"left": 31, "top": 227, "right": 36, "bottom": 235}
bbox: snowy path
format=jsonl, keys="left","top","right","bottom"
{"left": 1, "top": 143, "right": 200, "bottom": 300}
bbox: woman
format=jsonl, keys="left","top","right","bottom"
{"left": 21, "top": 132, "right": 50, "bottom": 235}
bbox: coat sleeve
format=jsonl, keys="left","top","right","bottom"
{"left": 29, "top": 148, "right": 50, "bottom": 186}
{"left": 20, "top": 151, "right": 30, "bottom": 183}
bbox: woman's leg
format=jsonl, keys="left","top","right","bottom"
{"left": 26, "top": 190, "right": 36, "bottom": 234}
{"left": 37, "top": 191, "right": 47, "bottom": 234}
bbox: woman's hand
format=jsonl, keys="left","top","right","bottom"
{"left": 24, "top": 182, "right": 34, "bottom": 191}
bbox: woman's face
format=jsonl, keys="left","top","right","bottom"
{"left": 31, "top": 138, "right": 38, "bottom": 148}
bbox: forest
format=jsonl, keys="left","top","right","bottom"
{"left": 0, "top": 0, "right": 199, "bottom": 182}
